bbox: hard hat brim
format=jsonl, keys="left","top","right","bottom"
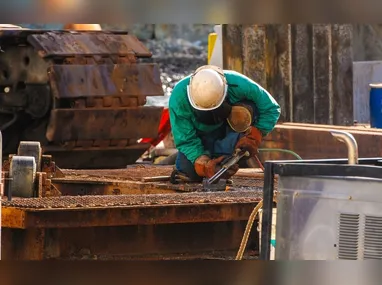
{"left": 187, "top": 84, "right": 228, "bottom": 111}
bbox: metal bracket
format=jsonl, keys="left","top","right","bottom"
{"left": 202, "top": 178, "right": 227, "bottom": 192}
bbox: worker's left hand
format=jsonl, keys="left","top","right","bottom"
{"left": 235, "top": 126, "right": 262, "bottom": 157}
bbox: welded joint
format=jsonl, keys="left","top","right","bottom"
{"left": 330, "top": 130, "right": 359, "bottom": 165}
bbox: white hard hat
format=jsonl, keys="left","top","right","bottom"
{"left": 187, "top": 65, "right": 228, "bottom": 111}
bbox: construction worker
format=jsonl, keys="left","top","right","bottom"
{"left": 168, "top": 65, "right": 281, "bottom": 182}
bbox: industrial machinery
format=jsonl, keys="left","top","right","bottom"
{"left": 260, "top": 131, "right": 382, "bottom": 260}
{"left": 0, "top": 24, "right": 164, "bottom": 169}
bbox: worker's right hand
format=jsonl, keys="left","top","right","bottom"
{"left": 235, "top": 126, "right": 262, "bottom": 157}
{"left": 194, "top": 155, "right": 239, "bottom": 179}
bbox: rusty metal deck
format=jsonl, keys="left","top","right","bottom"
{"left": 2, "top": 190, "right": 262, "bottom": 229}
{"left": 3, "top": 190, "right": 262, "bottom": 209}
{"left": 1, "top": 164, "right": 268, "bottom": 260}
{"left": 1, "top": 189, "right": 264, "bottom": 260}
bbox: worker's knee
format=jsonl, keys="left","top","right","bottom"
{"left": 175, "top": 152, "right": 203, "bottom": 182}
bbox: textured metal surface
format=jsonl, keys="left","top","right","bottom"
{"left": 48, "top": 63, "right": 163, "bottom": 99}
{"left": 27, "top": 32, "right": 152, "bottom": 57}
{"left": 46, "top": 107, "right": 163, "bottom": 141}
{"left": 2, "top": 190, "right": 262, "bottom": 209}
{"left": 2, "top": 191, "right": 262, "bottom": 230}
{"left": 224, "top": 24, "right": 356, "bottom": 125}
{"left": 222, "top": 25, "right": 243, "bottom": 72}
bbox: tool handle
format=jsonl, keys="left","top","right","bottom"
{"left": 208, "top": 149, "right": 250, "bottom": 184}
{"left": 222, "top": 150, "right": 249, "bottom": 169}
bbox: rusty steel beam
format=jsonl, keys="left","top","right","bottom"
{"left": 222, "top": 25, "right": 355, "bottom": 126}
{"left": 312, "top": 24, "right": 332, "bottom": 124}
{"left": 331, "top": 24, "right": 354, "bottom": 126}
{"left": 2, "top": 220, "right": 259, "bottom": 260}
{"left": 2, "top": 190, "right": 262, "bottom": 229}
{"left": 242, "top": 25, "right": 266, "bottom": 88}
{"left": 265, "top": 24, "right": 291, "bottom": 122}
{"left": 2, "top": 202, "right": 260, "bottom": 229}
{"left": 222, "top": 25, "right": 243, "bottom": 72}
{"left": 291, "top": 24, "right": 314, "bottom": 123}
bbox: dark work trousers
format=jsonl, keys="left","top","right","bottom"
{"left": 175, "top": 101, "right": 259, "bottom": 182}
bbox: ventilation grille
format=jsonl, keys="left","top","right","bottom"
{"left": 364, "top": 216, "right": 382, "bottom": 260}
{"left": 338, "top": 213, "right": 360, "bottom": 260}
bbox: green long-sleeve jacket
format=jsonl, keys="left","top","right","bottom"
{"left": 169, "top": 70, "right": 281, "bottom": 164}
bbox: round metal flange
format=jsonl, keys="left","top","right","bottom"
{"left": 17, "top": 141, "right": 42, "bottom": 172}
{"left": 9, "top": 155, "right": 37, "bottom": 198}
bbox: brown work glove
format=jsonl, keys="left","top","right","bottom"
{"left": 235, "top": 126, "right": 263, "bottom": 157}
{"left": 194, "top": 155, "right": 239, "bottom": 179}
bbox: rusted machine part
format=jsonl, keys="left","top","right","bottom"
{"left": 330, "top": 130, "right": 359, "bottom": 164}
{"left": 3, "top": 160, "right": 62, "bottom": 199}
{"left": 2, "top": 142, "right": 63, "bottom": 199}
{"left": 0, "top": 27, "right": 164, "bottom": 169}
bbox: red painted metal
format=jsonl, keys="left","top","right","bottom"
{"left": 141, "top": 108, "right": 171, "bottom": 147}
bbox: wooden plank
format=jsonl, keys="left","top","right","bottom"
{"left": 222, "top": 25, "right": 243, "bottom": 72}
{"left": 242, "top": 25, "right": 266, "bottom": 87}
{"left": 331, "top": 24, "right": 354, "bottom": 125}
{"left": 291, "top": 24, "right": 314, "bottom": 123}
{"left": 265, "top": 24, "right": 292, "bottom": 122}
{"left": 312, "top": 24, "right": 332, "bottom": 124}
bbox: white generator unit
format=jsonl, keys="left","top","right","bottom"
{"left": 275, "top": 172, "right": 382, "bottom": 260}
{"left": 259, "top": 131, "right": 382, "bottom": 260}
